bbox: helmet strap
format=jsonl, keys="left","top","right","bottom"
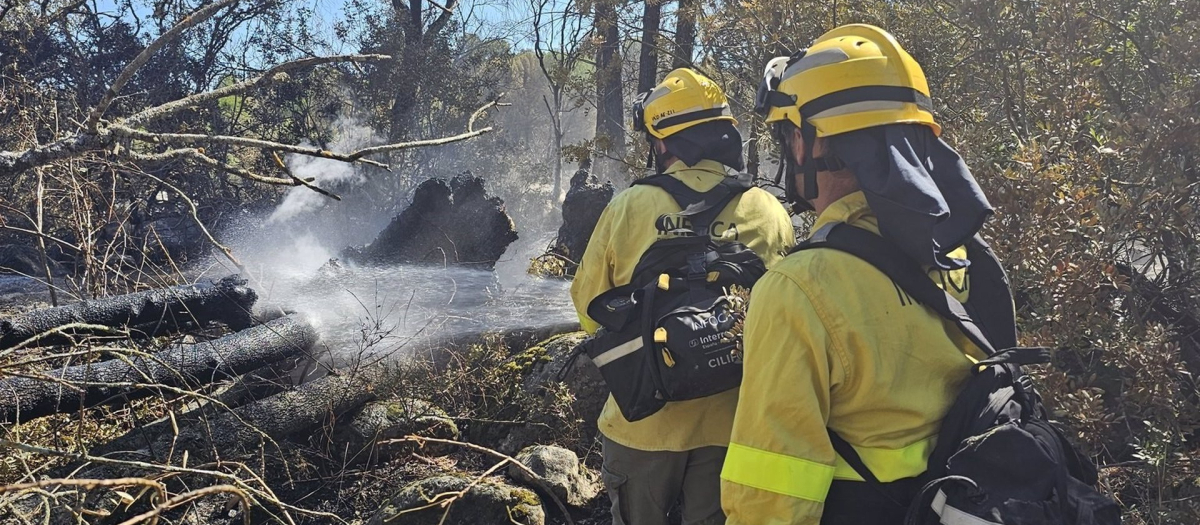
{"left": 799, "top": 122, "right": 821, "bottom": 203}
{"left": 775, "top": 122, "right": 813, "bottom": 213}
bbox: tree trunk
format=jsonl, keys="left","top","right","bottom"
{"left": 638, "top": 0, "right": 662, "bottom": 93}
{"left": 673, "top": 0, "right": 697, "bottom": 68}
{"left": 0, "top": 314, "right": 317, "bottom": 424}
{"left": 0, "top": 275, "right": 257, "bottom": 351}
{"left": 593, "top": 0, "right": 626, "bottom": 171}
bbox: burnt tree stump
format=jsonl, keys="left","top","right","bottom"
{"left": 549, "top": 163, "right": 613, "bottom": 276}
{"left": 342, "top": 174, "right": 519, "bottom": 270}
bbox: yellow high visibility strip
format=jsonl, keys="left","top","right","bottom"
{"left": 721, "top": 443, "right": 835, "bottom": 503}
{"left": 832, "top": 435, "right": 936, "bottom": 482}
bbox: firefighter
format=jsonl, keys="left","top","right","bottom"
{"left": 721, "top": 24, "right": 1000, "bottom": 524}
{"left": 571, "top": 68, "right": 795, "bottom": 525}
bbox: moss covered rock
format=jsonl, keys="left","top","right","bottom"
{"left": 497, "top": 331, "right": 607, "bottom": 454}
{"left": 332, "top": 398, "right": 460, "bottom": 465}
{"left": 508, "top": 445, "right": 599, "bottom": 508}
{"left": 368, "top": 474, "right": 545, "bottom": 525}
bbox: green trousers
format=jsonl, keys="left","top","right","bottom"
{"left": 600, "top": 436, "right": 727, "bottom": 525}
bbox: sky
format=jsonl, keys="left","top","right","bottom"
{"left": 91, "top": 0, "right": 542, "bottom": 52}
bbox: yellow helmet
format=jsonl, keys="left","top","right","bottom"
{"left": 633, "top": 68, "right": 736, "bottom": 140}
{"left": 755, "top": 24, "right": 940, "bottom": 137}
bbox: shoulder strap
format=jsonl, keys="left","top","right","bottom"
{"left": 635, "top": 175, "right": 751, "bottom": 237}
{"left": 797, "top": 222, "right": 1050, "bottom": 492}
{"left": 794, "top": 222, "right": 1000, "bottom": 356}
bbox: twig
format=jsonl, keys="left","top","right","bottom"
{"left": 271, "top": 152, "right": 341, "bottom": 201}
{"left": 115, "top": 484, "right": 249, "bottom": 525}
{"left": 0, "top": 323, "right": 124, "bottom": 358}
{"left": 347, "top": 95, "right": 506, "bottom": 159}
{"left": 34, "top": 169, "right": 58, "bottom": 306}
{"left": 1, "top": 440, "right": 347, "bottom": 524}
{"left": 0, "top": 477, "right": 167, "bottom": 506}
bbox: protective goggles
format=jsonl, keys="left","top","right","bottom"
{"left": 754, "top": 53, "right": 802, "bottom": 118}
{"left": 631, "top": 91, "right": 651, "bottom": 134}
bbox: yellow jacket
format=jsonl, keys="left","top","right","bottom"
{"left": 570, "top": 159, "right": 795, "bottom": 452}
{"left": 720, "top": 191, "right": 987, "bottom": 524}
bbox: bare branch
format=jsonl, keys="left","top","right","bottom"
{"left": 84, "top": 0, "right": 244, "bottom": 132}
{"left": 347, "top": 95, "right": 505, "bottom": 160}
{"left": 115, "top": 485, "right": 249, "bottom": 525}
{"left": 427, "top": 0, "right": 459, "bottom": 36}
{"left": 125, "top": 54, "right": 391, "bottom": 126}
{"left": 111, "top": 125, "right": 386, "bottom": 171}
{"left": 271, "top": 151, "right": 341, "bottom": 201}
{"left": 0, "top": 133, "right": 105, "bottom": 176}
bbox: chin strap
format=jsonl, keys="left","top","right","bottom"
{"left": 773, "top": 122, "right": 843, "bottom": 214}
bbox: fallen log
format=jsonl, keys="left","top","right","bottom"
{"left": 0, "top": 275, "right": 257, "bottom": 351}
{"left": 0, "top": 314, "right": 317, "bottom": 424}
{"left": 92, "top": 321, "right": 581, "bottom": 463}
{"left": 20, "top": 321, "right": 581, "bottom": 525}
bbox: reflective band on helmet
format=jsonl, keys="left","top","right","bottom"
{"left": 799, "top": 85, "right": 933, "bottom": 120}
{"left": 653, "top": 107, "right": 730, "bottom": 131}
{"left": 832, "top": 435, "right": 935, "bottom": 482}
{"left": 591, "top": 337, "right": 641, "bottom": 367}
{"left": 721, "top": 442, "right": 835, "bottom": 503}
{"left": 783, "top": 47, "right": 851, "bottom": 78}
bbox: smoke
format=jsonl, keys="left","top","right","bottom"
{"left": 267, "top": 116, "right": 382, "bottom": 224}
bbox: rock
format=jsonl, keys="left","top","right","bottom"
{"left": 508, "top": 445, "right": 599, "bottom": 508}
{"left": 547, "top": 163, "right": 613, "bottom": 276}
{"left": 342, "top": 174, "right": 519, "bottom": 270}
{"left": 332, "top": 399, "right": 460, "bottom": 465}
{"left": 368, "top": 474, "right": 544, "bottom": 525}
{"left": 497, "top": 332, "right": 608, "bottom": 454}
{"left": 0, "top": 244, "right": 55, "bottom": 276}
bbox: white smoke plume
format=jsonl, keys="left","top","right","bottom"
{"left": 267, "top": 116, "right": 382, "bottom": 224}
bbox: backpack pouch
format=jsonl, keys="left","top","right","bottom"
{"left": 582, "top": 325, "right": 664, "bottom": 422}
{"left": 651, "top": 283, "right": 742, "bottom": 400}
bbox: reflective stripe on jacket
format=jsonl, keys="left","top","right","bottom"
{"left": 720, "top": 191, "right": 986, "bottom": 524}
{"left": 570, "top": 159, "right": 795, "bottom": 452}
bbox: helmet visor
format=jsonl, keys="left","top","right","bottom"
{"left": 631, "top": 91, "right": 651, "bottom": 134}
{"left": 754, "top": 56, "right": 791, "bottom": 116}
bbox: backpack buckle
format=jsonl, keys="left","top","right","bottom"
{"left": 686, "top": 253, "right": 707, "bottom": 281}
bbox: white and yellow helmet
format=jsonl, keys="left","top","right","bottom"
{"left": 755, "top": 24, "right": 940, "bottom": 137}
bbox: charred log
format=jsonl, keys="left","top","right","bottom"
{"left": 0, "top": 314, "right": 317, "bottom": 424}
{"left": 341, "top": 174, "right": 519, "bottom": 270}
{"left": 89, "top": 321, "right": 580, "bottom": 464}
{"left": 0, "top": 275, "right": 256, "bottom": 351}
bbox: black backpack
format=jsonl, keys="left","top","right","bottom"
{"left": 579, "top": 174, "right": 767, "bottom": 422}
{"left": 795, "top": 222, "right": 1121, "bottom": 525}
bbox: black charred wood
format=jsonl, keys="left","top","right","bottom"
{"left": 90, "top": 321, "right": 581, "bottom": 464}
{"left": 550, "top": 164, "right": 613, "bottom": 276}
{"left": 0, "top": 275, "right": 257, "bottom": 351}
{"left": 0, "top": 314, "right": 317, "bottom": 424}
{"left": 341, "top": 174, "right": 519, "bottom": 270}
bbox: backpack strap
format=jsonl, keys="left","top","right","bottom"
{"left": 634, "top": 175, "right": 751, "bottom": 238}
{"left": 795, "top": 222, "right": 1000, "bottom": 356}
{"left": 794, "top": 222, "right": 1051, "bottom": 495}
